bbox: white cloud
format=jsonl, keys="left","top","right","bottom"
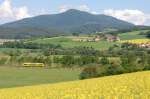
{"left": 0, "top": 0, "right": 13, "bottom": 19}
{"left": 78, "top": 5, "right": 90, "bottom": 12}
{"left": 104, "top": 9, "right": 150, "bottom": 25}
{"left": 91, "top": 11, "right": 99, "bottom": 15}
{"left": 15, "top": 6, "right": 30, "bottom": 20}
{"left": 59, "top": 5, "right": 72, "bottom": 13}
{"left": 0, "top": 0, "right": 30, "bottom": 22}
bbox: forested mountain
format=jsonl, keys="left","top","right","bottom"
{"left": 0, "top": 9, "right": 135, "bottom": 39}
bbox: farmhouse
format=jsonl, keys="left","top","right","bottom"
{"left": 71, "top": 36, "right": 95, "bottom": 42}
{"left": 123, "top": 42, "right": 150, "bottom": 49}
{"left": 72, "top": 35, "right": 121, "bottom": 42}
{"left": 106, "top": 35, "right": 120, "bottom": 42}
{"left": 77, "top": 36, "right": 102, "bottom": 42}
{"left": 94, "top": 35, "right": 101, "bottom": 42}
{"left": 0, "top": 39, "right": 19, "bottom": 45}
{"left": 137, "top": 43, "right": 150, "bottom": 48}
{"left": 81, "top": 38, "right": 95, "bottom": 42}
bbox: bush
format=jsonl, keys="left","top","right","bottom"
{"left": 100, "top": 57, "right": 109, "bottom": 65}
{"left": 79, "top": 62, "right": 126, "bottom": 80}
{"left": 107, "top": 65, "right": 124, "bottom": 75}
{"left": 61, "top": 55, "right": 75, "bottom": 67}
{"left": 146, "top": 31, "right": 150, "bottom": 38}
{"left": 0, "top": 58, "right": 8, "bottom": 65}
{"left": 79, "top": 66, "right": 99, "bottom": 79}
{"left": 144, "top": 65, "right": 150, "bottom": 70}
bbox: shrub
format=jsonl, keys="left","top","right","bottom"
{"left": 0, "top": 58, "right": 8, "bottom": 65}
{"left": 61, "top": 55, "right": 75, "bottom": 67}
{"left": 106, "top": 65, "right": 124, "bottom": 75}
{"left": 100, "top": 57, "right": 109, "bottom": 65}
{"left": 79, "top": 66, "right": 99, "bottom": 79}
{"left": 146, "top": 31, "right": 150, "bottom": 38}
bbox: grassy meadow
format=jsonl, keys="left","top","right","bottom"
{"left": 0, "top": 66, "right": 81, "bottom": 88}
{"left": 0, "top": 30, "right": 149, "bottom": 98}
{"left": 118, "top": 30, "right": 148, "bottom": 40}
{"left": 0, "top": 30, "right": 147, "bottom": 89}
{"left": 26, "top": 30, "right": 149, "bottom": 50}
{"left": 28, "top": 37, "right": 118, "bottom": 50}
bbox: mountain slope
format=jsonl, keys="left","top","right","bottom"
{"left": 0, "top": 9, "right": 135, "bottom": 39}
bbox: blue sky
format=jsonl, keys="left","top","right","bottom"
{"left": 0, "top": 0, "right": 150, "bottom": 25}
{"left": 5, "top": 0, "right": 150, "bottom": 13}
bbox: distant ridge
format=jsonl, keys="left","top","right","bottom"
{"left": 0, "top": 9, "right": 135, "bottom": 39}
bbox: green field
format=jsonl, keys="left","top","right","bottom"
{"left": 28, "top": 37, "right": 118, "bottom": 50}
{"left": 1, "top": 71, "right": 150, "bottom": 98}
{"left": 0, "top": 30, "right": 149, "bottom": 89}
{"left": 26, "top": 30, "right": 149, "bottom": 50}
{"left": 0, "top": 66, "right": 81, "bottom": 88}
{"left": 118, "top": 30, "right": 148, "bottom": 40}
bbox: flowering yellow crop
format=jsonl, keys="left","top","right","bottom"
{"left": 120, "top": 39, "right": 150, "bottom": 44}
{"left": 0, "top": 71, "right": 150, "bottom": 99}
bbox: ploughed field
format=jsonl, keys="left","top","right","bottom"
{"left": 0, "top": 71, "right": 150, "bottom": 99}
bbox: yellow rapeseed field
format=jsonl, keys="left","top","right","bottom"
{"left": 0, "top": 71, "right": 150, "bottom": 99}
{"left": 120, "top": 39, "right": 150, "bottom": 44}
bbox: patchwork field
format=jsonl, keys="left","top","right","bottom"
{"left": 0, "top": 71, "right": 150, "bottom": 99}
{"left": 28, "top": 37, "right": 118, "bottom": 50}
{"left": 0, "top": 67, "right": 80, "bottom": 88}
{"left": 118, "top": 30, "right": 148, "bottom": 40}
{"left": 0, "top": 30, "right": 149, "bottom": 98}
{"left": 26, "top": 30, "right": 149, "bottom": 50}
{"left": 120, "top": 39, "right": 150, "bottom": 44}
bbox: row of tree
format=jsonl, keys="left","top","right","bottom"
{"left": 0, "top": 41, "right": 62, "bottom": 49}
{"left": 80, "top": 51, "right": 150, "bottom": 79}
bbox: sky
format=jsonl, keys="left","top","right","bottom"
{"left": 0, "top": 0, "right": 150, "bottom": 25}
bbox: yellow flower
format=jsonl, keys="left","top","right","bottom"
{"left": 0, "top": 71, "right": 150, "bottom": 99}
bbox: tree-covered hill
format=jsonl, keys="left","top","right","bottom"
{"left": 0, "top": 9, "right": 135, "bottom": 39}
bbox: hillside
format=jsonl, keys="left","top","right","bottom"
{"left": 28, "top": 36, "right": 117, "bottom": 50}
{"left": 0, "top": 71, "right": 150, "bottom": 98}
{"left": 0, "top": 9, "right": 135, "bottom": 39}
{"left": 24, "top": 30, "right": 148, "bottom": 50}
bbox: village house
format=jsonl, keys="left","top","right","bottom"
{"left": 125, "top": 42, "right": 150, "bottom": 49}
{"left": 0, "top": 39, "right": 16, "bottom": 45}
{"left": 77, "top": 36, "right": 101, "bottom": 42}
{"left": 78, "top": 38, "right": 95, "bottom": 42}
{"left": 94, "top": 36, "right": 101, "bottom": 42}
{"left": 137, "top": 43, "right": 150, "bottom": 48}
{"left": 106, "top": 35, "right": 120, "bottom": 42}
{"left": 73, "top": 34, "right": 121, "bottom": 42}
